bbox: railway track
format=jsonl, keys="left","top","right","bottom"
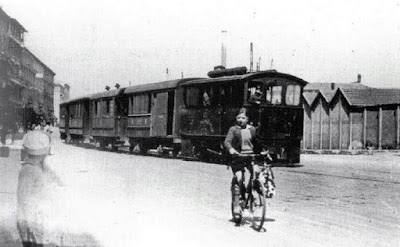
{"left": 283, "top": 169, "right": 400, "bottom": 185}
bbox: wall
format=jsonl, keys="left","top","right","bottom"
{"left": 303, "top": 102, "right": 312, "bottom": 149}
{"left": 381, "top": 107, "right": 396, "bottom": 149}
{"left": 321, "top": 99, "right": 330, "bottom": 149}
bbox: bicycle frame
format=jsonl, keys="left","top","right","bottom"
{"left": 230, "top": 153, "right": 275, "bottom": 231}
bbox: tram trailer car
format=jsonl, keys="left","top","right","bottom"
{"left": 59, "top": 102, "right": 67, "bottom": 140}
{"left": 89, "top": 88, "right": 126, "bottom": 150}
{"left": 59, "top": 96, "right": 91, "bottom": 142}
{"left": 72, "top": 78, "right": 200, "bottom": 153}
{"left": 178, "top": 67, "right": 307, "bottom": 164}
{"left": 121, "top": 78, "right": 200, "bottom": 155}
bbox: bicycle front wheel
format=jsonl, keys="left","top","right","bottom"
{"left": 250, "top": 180, "right": 266, "bottom": 231}
{"left": 231, "top": 178, "right": 242, "bottom": 224}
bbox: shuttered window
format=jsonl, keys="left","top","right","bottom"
{"left": 131, "top": 94, "right": 151, "bottom": 114}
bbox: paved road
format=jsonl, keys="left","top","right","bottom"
{"left": 0, "top": 143, "right": 399, "bottom": 247}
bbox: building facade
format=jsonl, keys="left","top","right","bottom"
{"left": 303, "top": 77, "right": 400, "bottom": 151}
{"left": 53, "top": 83, "right": 70, "bottom": 124}
{"left": 0, "top": 7, "right": 55, "bottom": 143}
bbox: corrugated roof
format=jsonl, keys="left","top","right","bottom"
{"left": 340, "top": 88, "right": 400, "bottom": 107}
{"left": 303, "top": 91, "right": 319, "bottom": 105}
{"left": 304, "top": 82, "right": 370, "bottom": 106}
{"left": 305, "top": 82, "right": 369, "bottom": 91}
{"left": 319, "top": 90, "right": 336, "bottom": 103}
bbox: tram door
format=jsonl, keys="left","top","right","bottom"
{"left": 83, "top": 101, "right": 90, "bottom": 135}
{"left": 151, "top": 91, "right": 170, "bottom": 137}
{"left": 115, "top": 95, "right": 129, "bottom": 136}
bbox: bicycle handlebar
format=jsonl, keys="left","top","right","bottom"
{"left": 234, "top": 151, "right": 269, "bottom": 157}
{"left": 232, "top": 152, "right": 272, "bottom": 163}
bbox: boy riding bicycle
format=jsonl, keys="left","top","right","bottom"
{"left": 224, "top": 108, "right": 262, "bottom": 216}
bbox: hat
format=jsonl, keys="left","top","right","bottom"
{"left": 22, "top": 130, "right": 50, "bottom": 156}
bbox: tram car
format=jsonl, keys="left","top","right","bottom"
{"left": 89, "top": 88, "right": 125, "bottom": 150}
{"left": 59, "top": 67, "right": 307, "bottom": 164}
{"left": 59, "top": 95, "right": 91, "bottom": 142}
{"left": 178, "top": 67, "right": 307, "bottom": 164}
{"left": 60, "top": 78, "right": 200, "bottom": 154}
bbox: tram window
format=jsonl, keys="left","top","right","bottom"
{"left": 186, "top": 85, "right": 230, "bottom": 107}
{"left": 105, "top": 100, "right": 110, "bottom": 114}
{"left": 248, "top": 82, "right": 262, "bottom": 104}
{"left": 94, "top": 101, "right": 98, "bottom": 116}
{"left": 212, "top": 86, "right": 224, "bottom": 106}
{"left": 70, "top": 104, "right": 75, "bottom": 118}
{"left": 266, "top": 86, "right": 282, "bottom": 105}
{"left": 132, "top": 94, "right": 151, "bottom": 114}
{"left": 185, "top": 86, "right": 201, "bottom": 107}
{"left": 202, "top": 89, "right": 211, "bottom": 107}
{"left": 286, "top": 84, "right": 301, "bottom": 105}
{"left": 223, "top": 83, "right": 243, "bottom": 106}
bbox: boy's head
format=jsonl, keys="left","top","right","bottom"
{"left": 236, "top": 108, "right": 249, "bottom": 128}
{"left": 23, "top": 130, "right": 50, "bottom": 162}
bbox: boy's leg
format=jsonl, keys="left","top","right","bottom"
{"left": 231, "top": 167, "right": 244, "bottom": 216}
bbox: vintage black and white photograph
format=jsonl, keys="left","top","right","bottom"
{"left": 0, "top": 0, "right": 399, "bottom": 246}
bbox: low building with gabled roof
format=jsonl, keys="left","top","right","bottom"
{"left": 303, "top": 75, "right": 400, "bottom": 151}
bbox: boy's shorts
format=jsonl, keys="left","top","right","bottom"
{"left": 229, "top": 156, "right": 254, "bottom": 174}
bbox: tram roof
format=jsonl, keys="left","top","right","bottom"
{"left": 179, "top": 70, "right": 308, "bottom": 86}
{"left": 61, "top": 96, "right": 91, "bottom": 105}
{"left": 90, "top": 88, "right": 123, "bottom": 100}
{"left": 124, "top": 78, "right": 201, "bottom": 94}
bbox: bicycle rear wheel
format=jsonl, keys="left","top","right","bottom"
{"left": 249, "top": 180, "right": 266, "bottom": 231}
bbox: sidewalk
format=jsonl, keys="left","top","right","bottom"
{"left": 0, "top": 149, "right": 23, "bottom": 247}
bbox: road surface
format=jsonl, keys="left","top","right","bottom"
{"left": 0, "top": 142, "right": 399, "bottom": 247}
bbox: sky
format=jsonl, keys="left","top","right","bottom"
{"left": 1, "top": 0, "right": 400, "bottom": 98}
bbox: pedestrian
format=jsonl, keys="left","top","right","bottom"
{"left": 17, "top": 129, "right": 63, "bottom": 247}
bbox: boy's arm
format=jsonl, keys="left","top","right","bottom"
{"left": 224, "top": 127, "right": 238, "bottom": 155}
{"left": 43, "top": 159, "right": 65, "bottom": 186}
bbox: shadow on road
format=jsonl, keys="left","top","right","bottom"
{"left": 229, "top": 216, "right": 275, "bottom": 232}
{"left": 0, "top": 225, "right": 103, "bottom": 247}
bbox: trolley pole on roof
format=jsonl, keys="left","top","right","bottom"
{"left": 221, "top": 30, "right": 227, "bottom": 68}
{"left": 250, "top": 42, "right": 254, "bottom": 72}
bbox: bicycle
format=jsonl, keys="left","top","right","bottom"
{"left": 230, "top": 153, "right": 275, "bottom": 231}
